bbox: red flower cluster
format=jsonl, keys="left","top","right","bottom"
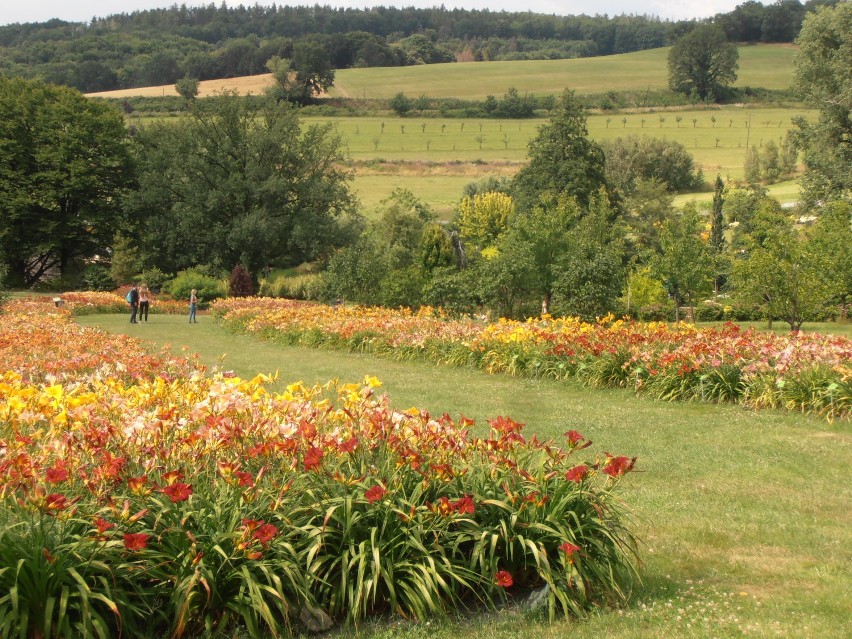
{"left": 602, "top": 455, "right": 636, "bottom": 478}
{"left": 365, "top": 484, "right": 388, "bottom": 504}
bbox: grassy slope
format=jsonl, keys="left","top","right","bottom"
{"left": 78, "top": 313, "right": 851, "bottom": 639}
{"left": 331, "top": 45, "right": 796, "bottom": 100}
{"left": 89, "top": 44, "right": 795, "bottom": 101}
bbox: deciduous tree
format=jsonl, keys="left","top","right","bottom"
{"left": 733, "top": 207, "right": 838, "bottom": 330}
{"left": 791, "top": 2, "right": 852, "bottom": 205}
{"left": 129, "top": 92, "right": 358, "bottom": 277}
{"left": 0, "top": 77, "right": 134, "bottom": 287}
{"left": 652, "top": 207, "right": 714, "bottom": 320}
{"left": 511, "top": 89, "right": 611, "bottom": 211}
{"left": 668, "top": 25, "right": 738, "bottom": 102}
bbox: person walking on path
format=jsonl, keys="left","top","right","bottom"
{"left": 128, "top": 285, "right": 139, "bottom": 323}
{"left": 138, "top": 286, "right": 151, "bottom": 322}
{"left": 189, "top": 289, "right": 198, "bottom": 323}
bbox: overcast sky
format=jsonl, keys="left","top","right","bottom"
{"left": 1, "top": 1, "right": 757, "bottom": 27}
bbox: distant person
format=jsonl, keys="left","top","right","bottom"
{"left": 189, "top": 289, "right": 198, "bottom": 323}
{"left": 128, "top": 285, "right": 139, "bottom": 323}
{"left": 138, "top": 286, "right": 150, "bottom": 322}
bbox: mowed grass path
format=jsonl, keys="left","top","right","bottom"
{"left": 78, "top": 313, "right": 851, "bottom": 638}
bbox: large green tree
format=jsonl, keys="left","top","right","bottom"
{"left": 602, "top": 135, "right": 703, "bottom": 197}
{"left": 129, "top": 92, "right": 358, "bottom": 277}
{"left": 266, "top": 37, "right": 335, "bottom": 105}
{"left": 552, "top": 195, "right": 627, "bottom": 320}
{"left": 511, "top": 89, "right": 611, "bottom": 211}
{"left": 667, "top": 25, "right": 739, "bottom": 102}
{"left": 791, "top": 2, "right": 852, "bottom": 205}
{"left": 0, "top": 77, "right": 134, "bottom": 287}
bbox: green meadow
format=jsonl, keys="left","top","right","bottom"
{"left": 314, "top": 107, "right": 809, "bottom": 218}
{"left": 329, "top": 44, "right": 797, "bottom": 100}
{"left": 322, "top": 44, "right": 804, "bottom": 216}
{"left": 77, "top": 314, "right": 852, "bottom": 639}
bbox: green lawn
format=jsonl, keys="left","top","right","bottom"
{"left": 77, "top": 313, "right": 851, "bottom": 639}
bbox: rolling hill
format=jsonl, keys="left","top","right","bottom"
{"left": 87, "top": 44, "right": 797, "bottom": 101}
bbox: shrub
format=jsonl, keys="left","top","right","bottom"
{"left": 636, "top": 302, "right": 676, "bottom": 322}
{"left": 694, "top": 301, "right": 725, "bottom": 322}
{"left": 162, "top": 268, "right": 225, "bottom": 308}
{"left": 82, "top": 263, "right": 117, "bottom": 291}
{"left": 422, "top": 267, "right": 482, "bottom": 317}
{"left": 137, "top": 267, "right": 169, "bottom": 293}
{"left": 228, "top": 264, "right": 255, "bottom": 297}
{"left": 259, "top": 273, "right": 323, "bottom": 300}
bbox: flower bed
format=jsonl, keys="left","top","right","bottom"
{"left": 0, "top": 303, "right": 638, "bottom": 637}
{"left": 19, "top": 291, "right": 189, "bottom": 315}
{"left": 212, "top": 299, "right": 852, "bottom": 420}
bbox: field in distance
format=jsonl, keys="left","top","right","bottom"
{"left": 89, "top": 44, "right": 796, "bottom": 100}
{"left": 317, "top": 107, "right": 807, "bottom": 217}
{"left": 102, "top": 43, "right": 804, "bottom": 217}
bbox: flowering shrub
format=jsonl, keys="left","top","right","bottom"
{"left": 213, "top": 299, "right": 852, "bottom": 420}
{"left": 0, "top": 303, "right": 639, "bottom": 637}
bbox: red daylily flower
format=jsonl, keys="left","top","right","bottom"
{"left": 564, "top": 430, "right": 592, "bottom": 449}
{"left": 453, "top": 495, "right": 475, "bottom": 515}
{"left": 365, "top": 484, "right": 387, "bottom": 504}
{"left": 124, "top": 532, "right": 149, "bottom": 551}
{"left": 303, "top": 446, "right": 323, "bottom": 471}
{"left": 162, "top": 482, "right": 193, "bottom": 503}
{"left": 234, "top": 471, "right": 254, "bottom": 487}
{"left": 253, "top": 523, "right": 278, "bottom": 545}
{"left": 45, "top": 493, "right": 68, "bottom": 511}
{"left": 559, "top": 542, "right": 581, "bottom": 563}
{"left": 339, "top": 437, "right": 358, "bottom": 453}
{"left": 495, "top": 570, "right": 513, "bottom": 588}
{"left": 565, "top": 464, "right": 589, "bottom": 483}
{"left": 602, "top": 455, "right": 636, "bottom": 478}
{"left": 94, "top": 517, "right": 114, "bottom": 534}
{"left": 488, "top": 415, "right": 524, "bottom": 435}
{"left": 45, "top": 464, "right": 69, "bottom": 484}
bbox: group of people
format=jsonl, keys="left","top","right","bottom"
{"left": 126, "top": 286, "right": 198, "bottom": 324}
{"left": 126, "top": 285, "right": 150, "bottom": 324}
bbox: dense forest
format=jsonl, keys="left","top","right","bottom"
{"left": 0, "top": 0, "right": 840, "bottom": 93}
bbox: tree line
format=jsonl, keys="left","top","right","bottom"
{"left": 0, "top": 1, "right": 840, "bottom": 94}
